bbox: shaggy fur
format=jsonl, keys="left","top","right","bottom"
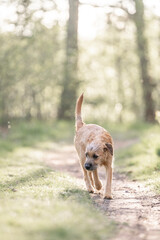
{"left": 74, "top": 94, "right": 114, "bottom": 199}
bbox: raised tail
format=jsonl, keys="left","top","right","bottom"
{"left": 75, "top": 93, "right": 84, "bottom": 131}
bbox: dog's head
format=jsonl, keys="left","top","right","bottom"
{"left": 84, "top": 142, "right": 113, "bottom": 171}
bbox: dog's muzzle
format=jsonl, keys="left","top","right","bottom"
{"left": 84, "top": 163, "right": 93, "bottom": 171}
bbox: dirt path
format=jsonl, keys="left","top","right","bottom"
{"left": 44, "top": 140, "right": 160, "bottom": 240}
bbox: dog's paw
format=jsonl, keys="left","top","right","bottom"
{"left": 95, "top": 182, "right": 103, "bottom": 191}
{"left": 94, "top": 189, "right": 100, "bottom": 194}
{"left": 87, "top": 187, "right": 94, "bottom": 193}
{"left": 103, "top": 194, "right": 113, "bottom": 199}
{"left": 95, "top": 188, "right": 104, "bottom": 195}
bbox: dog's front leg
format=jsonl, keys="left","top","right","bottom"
{"left": 93, "top": 169, "right": 102, "bottom": 190}
{"left": 82, "top": 167, "right": 94, "bottom": 193}
{"left": 103, "top": 165, "right": 113, "bottom": 199}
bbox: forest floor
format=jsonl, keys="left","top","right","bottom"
{"left": 45, "top": 140, "right": 160, "bottom": 240}
{"left": 0, "top": 121, "right": 160, "bottom": 240}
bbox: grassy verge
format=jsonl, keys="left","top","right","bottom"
{"left": 0, "top": 120, "right": 74, "bottom": 155}
{"left": 0, "top": 120, "right": 116, "bottom": 240}
{"left": 115, "top": 124, "right": 160, "bottom": 193}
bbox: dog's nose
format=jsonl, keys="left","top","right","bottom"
{"left": 85, "top": 163, "right": 92, "bottom": 170}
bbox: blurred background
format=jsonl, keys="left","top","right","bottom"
{"left": 1, "top": 2, "right": 160, "bottom": 239}
{"left": 0, "top": 0, "right": 160, "bottom": 126}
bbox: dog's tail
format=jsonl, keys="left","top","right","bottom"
{"left": 75, "top": 93, "right": 84, "bottom": 131}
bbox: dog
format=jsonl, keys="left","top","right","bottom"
{"left": 74, "top": 93, "right": 114, "bottom": 199}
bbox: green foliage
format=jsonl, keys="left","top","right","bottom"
{"left": 116, "top": 124, "right": 160, "bottom": 192}
{"left": 0, "top": 22, "right": 63, "bottom": 121}
{"left": 156, "top": 147, "right": 160, "bottom": 157}
{"left": 0, "top": 1, "right": 160, "bottom": 123}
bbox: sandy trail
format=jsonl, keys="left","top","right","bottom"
{"left": 44, "top": 139, "right": 160, "bottom": 240}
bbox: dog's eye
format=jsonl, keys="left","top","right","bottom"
{"left": 85, "top": 152, "right": 88, "bottom": 157}
{"left": 93, "top": 154, "right": 98, "bottom": 159}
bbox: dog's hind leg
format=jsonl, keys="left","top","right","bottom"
{"left": 93, "top": 169, "right": 102, "bottom": 190}
{"left": 103, "top": 164, "right": 113, "bottom": 199}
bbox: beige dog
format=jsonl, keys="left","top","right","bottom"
{"left": 74, "top": 94, "right": 114, "bottom": 199}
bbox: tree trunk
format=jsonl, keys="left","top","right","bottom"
{"left": 58, "top": 0, "right": 79, "bottom": 120}
{"left": 115, "top": 55, "right": 124, "bottom": 123}
{"left": 133, "top": 0, "right": 155, "bottom": 122}
{"left": 0, "top": 96, "right": 8, "bottom": 126}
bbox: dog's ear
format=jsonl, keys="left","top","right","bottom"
{"left": 104, "top": 143, "right": 113, "bottom": 156}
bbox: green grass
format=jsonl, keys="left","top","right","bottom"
{"left": 0, "top": 120, "right": 116, "bottom": 240}
{"left": 0, "top": 120, "right": 74, "bottom": 155}
{"left": 116, "top": 124, "right": 160, "bottom": 193}
{"left": 1, "top": 119, "right": 159, "bottom": 240}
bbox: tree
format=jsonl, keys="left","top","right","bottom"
{"left": 133, "top": 0, "right": 156, "bottom": 122}
{"left": 105, "top": 0, "right": 156, "bottom": 122}
{"left": 58, "top": 0, "right": 79, "bottom": 120}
